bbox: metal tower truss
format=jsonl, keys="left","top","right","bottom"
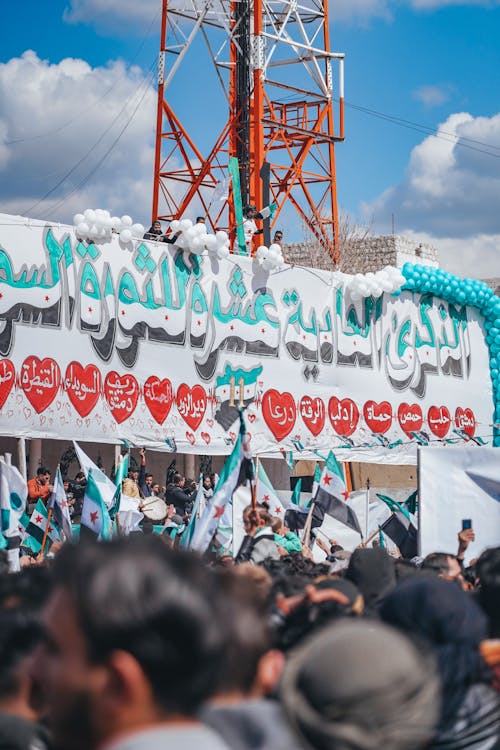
{"left": 152, "top": 0, "right": 345, "bottom": 261}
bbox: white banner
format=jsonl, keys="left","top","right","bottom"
{"left": 0, "top": 214, "right": 493, "bottom": 461}
{"left": 419, "top": 446, "right": 500, "bottom": 562}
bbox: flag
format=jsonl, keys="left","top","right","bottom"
{"left": 313, "top": 452, "right": 362, "bottom": 536}
{"left": 257, "top": 461, "right": 288, "bottom": 518}
{"left": 311, "top": 463, "right": 322, "bottom": 498}
{"left": 404, "top": 489, "right": 418, "bottom": 516}
{"left": 0, "top": 459, "right": 27, "bottom": 538}
{"left": 291, "top": 478, "right": 302, "bottom": 506}
{"left": 23, "top": 499, "right": 62, "bottom": 554}
{"left": 73, "top": 441, "right": 116, "bottom": 508}
{"left": 48, "top": 467, "right": 72, "bottom": 540}
{"left": 257, "top": 202, "right": 277, "bottom": 221}
{"left": 109, "top": 454, "right": 128, "bottom": 517}
{"left": 181, "top": 473, "right": 204, "bottom": 549}
{"left": 81, "top": 470, "right": 113, "bottom": 541}
{"left": 377, "top": 493, "right": 418, "bottom": 559}
{"left": 190, "top": 414, "right": 248, "bottom": 553}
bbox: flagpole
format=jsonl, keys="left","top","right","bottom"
{"left": 301, "top": 501, "right": 315, "bottom": 547}
{"left": 40, "top": 508, "right": 53, "bottom": 556}
{"left": 252, "top": 456, "right": 259, "bottom": 511}
{"left": 361, "top": 526, "right": 380, "bottom": 549}
{"left": 365, "top": 478, "right": 370, "bottom": 541}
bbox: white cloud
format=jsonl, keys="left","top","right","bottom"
{"left": 412, "top": 84, "right": 452, "bottom": 108}
{"left": 62, "top": 0, "right": 500, "bottom": 28}
{"left": 0, "top": 50, "right": 158, "bottom": 226}
{"left": 361, "top": 110, "right": 500, "bottom": 277}
{"left": 401, "top": 230, "right": 500, "bottom": 279}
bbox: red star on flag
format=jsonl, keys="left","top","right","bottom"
{"left": 61, "top": 500, "right": 68, "bottom": 508}
{"left": 342, "top": 490, "right": 350, "bottom": 501}
{"left": 90, "top": 511, "right": 99, "bottom": 525}
{"left": 212, "top": 505, "right": 224, "bottom": 519}
{"left": 35, "top": 515, "right": 43, "bottom": 524}
{"left": 323, "top": 474, "right": 332, "bottom": 486}
{"left": 275, "top": 507, "right": 282, "bottom": 514}
{"left": 263, "top": 494, "right": 270, "bottom": 502}
{"left": 48, "top": 526, "right": 53, "bottom": 534}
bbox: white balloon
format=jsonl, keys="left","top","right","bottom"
{"left": 88, "top": 224, "right": 99, "bottom": 238}
{"left": 380, "top": 279, "right": 392, "bottom": 292}
{"left": 215, "top": 230, "right": 228, "bottom": 243}
{"left": 111, "top": 216, "right": 121, "bottom": 230}
{"left": 131, "top": 223, "right": 145, "bottom": 238}
{"left": 269, "top": 243, "right": 281, "bottom": 254}
{"left": 354, "top": 273, "right": 364, "bottom": 283}
{"left": 170, "top": 220, "right": 181, "bottom": 232}
{"left": 84, "top": 209, "right": 96, "bottom": 223}
{"left": 371, "top": 285, "right": 383, "bottom": 298}
{"left": 204, "top": 235, "right": 217, "bottom": 251}
{"left": 190, "top": 237, "right": 202, "bottom": 252}
{"left": 350, "top": 290, "right": 362, "bottom": 301}
{"left": 73, "top": 213, "right": 85, "bottom": 226}
{"left": 217, "top": 246, "right": 230, "bottom": 259}
{"left": 76, "top": 222, "right": 89, "bottom": 237}
{"left": 358, "top": 284, "right": 369, "bottom": 297}
{"left": 175, "top": 235, "right": 186, "bottom": 248}
{"left": 256, "top": 246, "right": 268, "bottom": 260}
{"left": 267, "top": 247, "right": 278, "bottom": 261}
{"left": 120, "top": 215, "right": 133, "bottom": 227}
{"left": 179, "top": 219, "right": 192, "bottom": 232}
{"left": 120, "top": 229, "right": 133, "bottom": 243}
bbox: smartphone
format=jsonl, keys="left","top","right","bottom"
{"left": 462, "top": 519, "right": 472, "bottom": 530}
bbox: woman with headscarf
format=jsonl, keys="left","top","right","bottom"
{"left": 345, "top": 547, "right": 396, "bottom": 617}
{"left": 280, "top": 619, "right": 440, "bottom": 750}
{"left": 380, "top": 577, "right": 500, "bottom": 750}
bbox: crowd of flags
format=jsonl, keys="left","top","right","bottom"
{"left": 0, "top": 415, "right": 422, "bottom": 562}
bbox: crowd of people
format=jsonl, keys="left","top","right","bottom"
{"left": 2, "top": 458, "right": 500, "bottom": 750}
{"left": 142, "top": 213, "right": 284, "bottom": 257}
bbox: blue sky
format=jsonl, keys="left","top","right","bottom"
{"left": 1, "top": 0, "right": 499, "bottom": 277}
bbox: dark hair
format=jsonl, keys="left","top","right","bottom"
{"left": 476, "top": 546, "right": 500, "bottom": 637}
{"left": 0, "top": 609, "right": 43, "bottom": 698}
{"left": 196, "top": 216, "right": 204, "bottom": 223}
{"left": 421, "top": 552, "right": 455, "bottom": 576}
{"left": 145, "top": 473, "right": 153, "bottom": 481}
{"left": 51, "top": 537, "right": 226, "bottom": 715}
{"left": 210, "top": 569, "right": 271, "bottom": 695}
{"left": 37, "top": 466, "right": 50, "bottom": 476}
{"left": 172, "top": 473, "right": 184, "bottom": 485}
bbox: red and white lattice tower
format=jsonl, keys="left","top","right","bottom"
{"left": 151, "top": 0, "right": 345, "bottom": 262}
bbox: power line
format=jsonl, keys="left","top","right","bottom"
{"left": 21, "top": 59, "right": 157, "bottom": 217}
{"left": 44, "top": 68, "right": 157, "bottom": 219}
{"left": 4, "top": 7, "right": 161, "bottom": 147}
{"left": 338, "top": 98, "right": 500, "bottom": 160}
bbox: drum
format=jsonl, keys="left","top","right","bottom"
{"left": 141, "top": 496, "right": 167, "bottom": 522}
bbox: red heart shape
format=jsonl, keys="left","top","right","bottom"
{"left": 262, "top": 389, "right": 297, "bottom": 441}
{"left": 397, "top": 403, "right": 423, "bottom": 434}
{"left": 247, "top": 413, "right": 256, "bottom": 423}
{"left": 455, "top": 407, "right": 476, "bottom": 437}
{"left": 104, "top": 372, "right": 139, "bottom": 424}
{"left": 186, "top": 431, "right": 196, "bottom": 445}
{"left": 363, "top": 400, "right": 393, "bottom": 434}
{"left": 0, "top": 359, "right": 15, "bottom": 410}
{"left": 176, "top": 383, "right": 207, "bottom": 431}
{"left": 427, "top": 405, "right": 451, "bottom": 438}
{"left": 143, "top": 376, "right": 174, "bottom": 425}
{"left": 201, "top": 431, "right": 211, "bottom": 445}
{"left": 20, "top": 356, "right": 60, "bottom": 413}
{"left": 328, "top": 397, "right": 359, "bottom": 437}
{"left": 300, "top": 396, "right": 325, "bottom": 437}
{"left": 64, "top": 362, "right": 101, "bottom": 417}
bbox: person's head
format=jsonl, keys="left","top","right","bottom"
{"left": 151, "top": 482, "right": 161, "bottom": 495}
{"left": 203, "top": 474, "right": 213, "bottom": 490}
{"left": 244, "top": 205, "right": 257, "bottom": 219}
{"left": 242, "top": 505, "right": 273, "bottom": 537}
{"left": 271, "top": 517, "right": 284, "bottom": 534}
{"left": 74, "top": 471, "right": 86, "bottom": 485}
{"left": 421, "top": 552, "right": 463, "bottom": 585}
{"left": 275, "top": 578, "right": 364, "bottom": 652}
{"left": 280, "top": 619, "right": 440, "bottom": 750}
{"left": 128, "top": 468, "right": 139, "bottom": 482}
{"left": 145, "top": 473, "right": 153, "bottom": 487}
{"left": 476, "top": 546, "right": 500, "bottom": 636}
{"left": 152, "top": 220, "right": 162, "bottom": 234}
{"left": 346, "top": 548, "right": 396, "bottom": 615}
{"left": 196, "top": 216, "right": 205, "bottom": 224}
{"left": 380, "top": 576, "right": 489, "bottom": 729}
{"left": 172, "top": 472, "right": 185, "bottom": 488}
{"left": 0, "top": 609, "right": 45, "bottom": 720}
{"left": 208, "top": 569, "right": 281, "bottom": 701}
{"left": 30, "top": 537, "right": 226, "bottom": 750}
{"left": 36, "top": 466, "right": 50, "bottom": 483}
{"left": 273, "top": 230, "right": 283, "bottom": 243}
